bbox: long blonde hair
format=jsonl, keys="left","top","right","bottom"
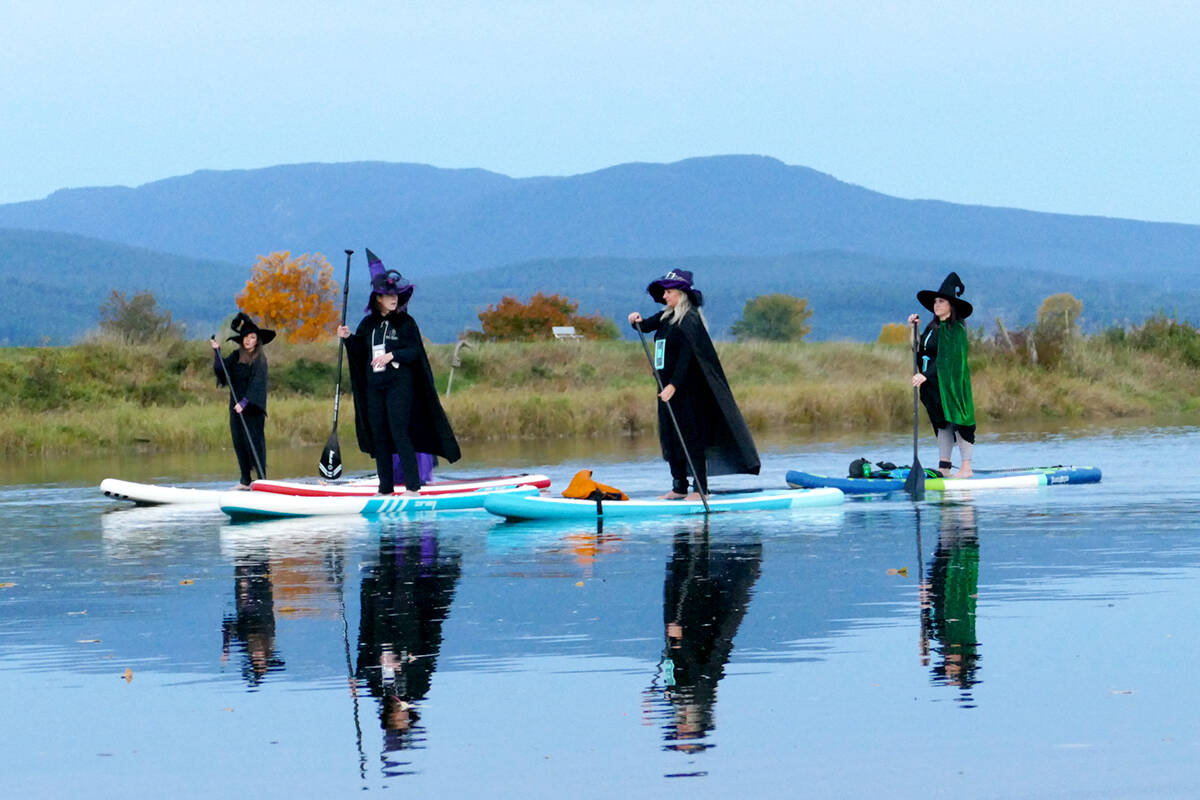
{"left": 664, "top": 292, "right": 707, "bottom": 329}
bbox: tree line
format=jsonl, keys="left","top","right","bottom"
{"left": 99, "top": 250, "right": 817, "bottom": 344}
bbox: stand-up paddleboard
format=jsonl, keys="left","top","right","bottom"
{"left": 250, "top": 473, "right": 551, "bottom": 497}
{"left": 220, "top": 484, "right": 541, "bottom": 521}
{"left": 483, "top": 487, "right": 844, "bottom": 521}
{"left": 102, "top": 473, "right": 551, "bottom": 506}
{"left": 101, "top": 478, "right": 223, "bottom": 506}
{"left": 785, "top": 465, "right": 1101, "bottom": 495}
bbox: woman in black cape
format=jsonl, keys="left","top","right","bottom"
{"left": 628, "top": 269, "right": 760, "bottom": 499}
{"left": 337, "top": 249, "right": 460, "bottom": 495}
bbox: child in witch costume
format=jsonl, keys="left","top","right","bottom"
{"left": 908, "top": 272, "right": 976, "bottom": 478}
{"left": 337, "top": 249, "right": 461, "bottom": 495}
{"left": 628, "top": 269, "right": 760, "bottom": 499}
{"left": 212, "top": 312, "right": 274, "bottom": 488}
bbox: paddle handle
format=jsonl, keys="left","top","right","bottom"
{"left": 634, "top": 321, "right": 711, "bottom": 513}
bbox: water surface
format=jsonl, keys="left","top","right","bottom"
{"left": 3, "top": 424, "right": 1199, "bottom": 798}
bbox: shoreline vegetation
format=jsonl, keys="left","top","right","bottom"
{"left": 6, "top": 320, "right": 1200, "bottom": 456}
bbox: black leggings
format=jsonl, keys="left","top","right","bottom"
{"left": 367, "top": 379, "right": 420, "bottom": 494}
{"left": 230, "top": 410, "right": 266, "bottom": 484}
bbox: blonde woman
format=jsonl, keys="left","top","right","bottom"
{"left": 628, "top": 269, "right": 759, "bottom": 499}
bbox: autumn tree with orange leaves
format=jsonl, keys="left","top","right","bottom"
{"left": 236, "top": 251, "right": 339, "bottom": 342}
{"left": 478, "top": 292, "right": 619, "bottom": 342}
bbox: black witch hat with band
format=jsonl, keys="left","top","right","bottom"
{"left": 365, "top": 248, "right": 414, "bottom": 312}
{"left": 917, "top": 272, "right": 973, "bottom": 320}
{"left": 227, "top": 312, "right": 276, "bottom": 345}
{"left": 647, "top": 269, "right": 704, "bottom": 307}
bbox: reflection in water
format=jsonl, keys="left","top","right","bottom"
{"left": 919, "top": 503, "right": 981, "bottom": 705}
{"left": 645, "top": 527, "right": 763, "bottom": 759}
{"left": 356, "top": 527, "right": 462, "bottom": 777}
{"left": 221, "top": 552, "right": 285, "bottom": 687}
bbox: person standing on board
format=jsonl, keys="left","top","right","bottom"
{"left": 212, "top": 312, "right": 273, "bottom": 489}
{"left": 908, "top": 272, "right": 976, "bottom": 478}
{"left": 337, "top": 249, "right": 461, "bottom": 495}
{"left": 628, "top": 269, "right": 760, "bottom": 499}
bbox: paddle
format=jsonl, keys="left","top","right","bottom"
{"left": 904, "top": 320, "right": 926, "bottom": 500}
{"left": 319, "top": 249, "right": 354, "bottom": 480}
{"left": 212, "top": 336, "right": 266, "bottom": 480}
{"left": 634, "top": 322, "right": 711, "bottom": 513}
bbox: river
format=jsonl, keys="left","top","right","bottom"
{"left": 2, "top": 423, "right": 1199, "bottom": 798}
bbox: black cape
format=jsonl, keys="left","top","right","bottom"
{"left": 216, "top": 350, "right": 268, "bottom": 415}
{"left": 644, "top": 309, "right": 760, "bottom": 476}
{"left": 344, "top": 311, "right": 461, "bottom": 463}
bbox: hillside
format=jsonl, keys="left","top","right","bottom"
{"left": 0, "top": 229, "right": 244, "bottom": 345}
{"left": 1, "top": 156, "right": 1198, "bottom": 288}
{"left": 410, "top": 252, "right": 1200, "bottom": 343}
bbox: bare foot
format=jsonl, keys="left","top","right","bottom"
{"left": 658, "top": 491, "right": 688, "bottom": 500}
{"left": 400, "top": 490, "right": 422, "bottom": 498}
{"left": 950, "top": 468, "right": 973, "bottom": 479}
{"left": 232, "top": 483, "right": 251, "bottom": 491}
{"left": 684, "top": 492, "right": 708, "bottom": 501}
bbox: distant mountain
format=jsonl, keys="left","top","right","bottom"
{"left": 0, "top": 229, "right": 244, "bottom": 345}
{"left": 1, "top": 156, "right": 1198, "bottom": 289}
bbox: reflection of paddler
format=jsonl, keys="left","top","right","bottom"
{"left": 221, "top": 554, "right": 284, "bottom": 686}
{"left": 926, "top": 504, "right": 981, "bottom": 698}
{"left": 356, "top": 531, "right": 461, "bottom": 757}
{"left": 658, "top": 530, "right": 762, "bottom": 751}
{"left": 627, "top": 269, "right": 760, "bottom": 500}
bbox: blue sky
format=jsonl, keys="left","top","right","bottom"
{"left": 4, "top": 0, "right": 1198, "bottom": 223}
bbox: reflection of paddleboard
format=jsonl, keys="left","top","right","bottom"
{"left": 785, "top": 465, "right": 1102, "bottom": 495}
{"left": 220, "top": 484, "right": 542, "bottom": 521}
{"left": 483, "top": 488, "right": 844, "bottom": 521}
{"left": 250, "top": 473, "right": 551, "bottom": 497}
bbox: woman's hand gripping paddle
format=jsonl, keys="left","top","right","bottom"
{"left": 319, "top": 250, "right": 354, "bottom": 480}
{"left": 634, "top": 322, "right": 711, "bottom": 513}
{"left": 904, "top": 320, "right": 926, "bottom": 500}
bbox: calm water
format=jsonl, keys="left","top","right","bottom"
{"left": 3, "top": 424, "right": 1200, "bottom": 798}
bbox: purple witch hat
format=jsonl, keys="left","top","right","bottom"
{"left": 647, "top": 269, "right": 703, "bottom": 307}
{"left": 365, "top": 248, "right": 414, "bottom": 312}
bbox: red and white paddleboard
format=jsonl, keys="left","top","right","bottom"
{"left": 249, "top": 473, "right": 551, "bottom": 498}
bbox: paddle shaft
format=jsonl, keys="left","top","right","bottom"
{"left": 331, "top": 250, "right": 353, "bottom": 426}
{"left": 904, "top": 320, "right": 926, "bottom": 499}
{"left": 634, "top": 322, "right": 711, "bottom": 513}
{"left": 212, "top": 336, "right": 266, "bottom": 480}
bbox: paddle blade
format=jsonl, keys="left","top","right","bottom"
{"left": 905, "top": 455, "right": 926, "bottom": 500}
{"left": 318, "top": 432, "right": 343, "bottom": 480}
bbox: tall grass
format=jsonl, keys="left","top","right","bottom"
{"left": 4, "top": 323, "right": 1199, "bottom": 455}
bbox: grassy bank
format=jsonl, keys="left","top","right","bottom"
{"left": 4, "top": 327, "right": 1200, "bottom": 455}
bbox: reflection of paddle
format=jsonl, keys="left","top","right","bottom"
{"left": 319, "top": 250, "right": 354, "bottom": 480}
{"left": 635, "top": 323, "right": 711, "bottom": 514}
{"left": 212, "top": 336, "right": 266, "bottom": 480}
{"left": 904, "top": 320, "right": 925, "bottom": 500}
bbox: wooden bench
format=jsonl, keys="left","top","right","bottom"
{"left": 552, "top": 326, "right": 583, "bottom": 340}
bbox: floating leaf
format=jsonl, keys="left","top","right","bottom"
{"left": 179, "top": 579, "right": 195, "bottom": 586}
{"left": 123, "top": 668, "right": 133, "bottom": 683}
{"left": 887, "top": 567, "right": 909, "bottom": 576}
{"left": 575, "top": 581, "right": 585, "bottom": 587}
{"left": 77, "top": 639, "right": 101, "bottom": 644}
{"left": 0, "top": 582, "right": 15, "bottom": 589}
